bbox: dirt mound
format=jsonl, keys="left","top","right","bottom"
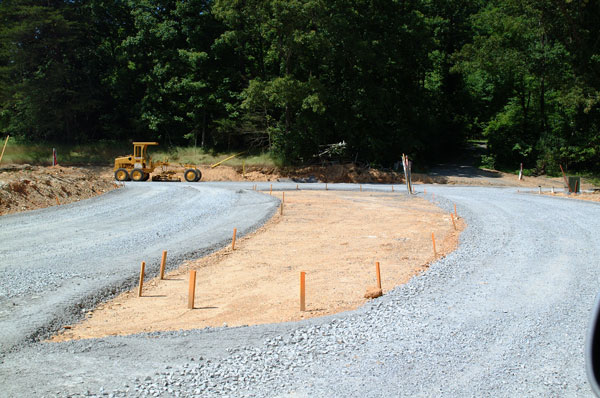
{"left": 283, "top": 164, "right": 405, "bottom": 183}
{"left": 205, "top": 164, "right": 454, "bottom": 184}
{"left": 364, "top": 286, "right": 383, "bottom": 299}
{"left": 0, "top": 164, "right": 118, "bottom": 216}
{"left": 198, "top": 163, "right": 574, "bottom": 188}
{"left": 208, "top": 163, "right": 409, "bottom": 183}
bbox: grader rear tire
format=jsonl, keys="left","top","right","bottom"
{"left": 114, "top": 168, "right": 130, "bottom": 181}
{"left": 131, "top": 169, "right": 145, "bottom": 181}
{"left": 194, "top": 169, "right": 202, "bottom": 182}
{"left": 184, "top": 168, "right": 198, "bottom": 182}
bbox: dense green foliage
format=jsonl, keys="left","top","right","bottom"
{"left": 0, "top": 0, "right": 598, "bottom": 170}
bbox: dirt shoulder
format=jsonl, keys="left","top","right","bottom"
{"left": 52, "top": 190, "right": 465, "bottom": 341}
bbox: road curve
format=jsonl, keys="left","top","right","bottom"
{"left": 2, "top": 183, "right": 600, "bottom": 397}
{"left": 0, "top": 182, "right": 279, "bottom": 354}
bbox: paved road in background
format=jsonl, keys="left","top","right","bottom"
{"left": 2, "top": 182, "right": 599, "bottom": 397}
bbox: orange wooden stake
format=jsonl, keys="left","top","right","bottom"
{"left": 454, "top": 203, "right": 458, "bottom": 218}
{"left": 138, "top": 261, "right": 145, "bottom": 297}
{"left": 451, "top": 213, "right": 457, "bottom": 230}
{"left": 360, "top": 184, "right": 362, "bottom": 192}
{"left": 300, "top": 271, "right": 306, "bottom": 311}
{"left": 232, "top": 228, "right": 237, "bottom": 250}
{"left": 280, "top": 203, "right": 283, "bottom": 215}
{"left": 392, "top": 185, "right": 394, "bottom": 192}
{"left": 55, "top": 196, "right": 60, "bottom": 205}
{"left": 375, "top": 261, "right": 382, "bottom": 289}
{"left": 188, "top": 270, "right": 196, "bottom": 309}
{"left": 159, "top": 250, "right": 167, "bottom": 280}
{"left": 282, "top": 192, "right": 285, "bottom": 203}
{"left": 296, "top": 184, "right": 299, "bottom": 190}
{"left": 270, "top": 184, "right": 272, "bottom": 195}
{"left": 431, "top": 233, "right": 437, "bottom": 257}
{"left": 326, "top": 183, "right": 328, "bottom": 190}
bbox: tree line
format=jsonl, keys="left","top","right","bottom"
{"left": 0, "top": 0, "right": 598, "bottom": 171}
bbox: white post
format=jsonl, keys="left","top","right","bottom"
{"left": 518, "top": 163, "right": 523, "bottom": 181}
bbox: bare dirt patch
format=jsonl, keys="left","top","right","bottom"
{"left": 52, "top": 190, "right": 465, "bottom": 341}
{"left": 0, "top": 164, "right": 118, "bottom": 216}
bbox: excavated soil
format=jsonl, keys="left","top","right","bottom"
{"left": 149, "top": 163, "right": 410, "bottom": 184}
{"left": 52, "top": 190, "right": 465, "bottom": 341}
{"left": 0, "top": 164, "right": 119, "bottom": 216}
{"left": 157, "top": 163, "right": 589, "bottom": 188}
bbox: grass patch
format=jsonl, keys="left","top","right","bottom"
{"left": 150, "top": 147, "right": 277, "bottom": 167}
{"left": 0, "top": 140, "right": 130, "bottom": 165}
{"left": 0, "top": 139, "right": 278, "bottom": 168}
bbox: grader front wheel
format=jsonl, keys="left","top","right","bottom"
{"left": 114, "top": 168, "right": 130, "bottom": 181}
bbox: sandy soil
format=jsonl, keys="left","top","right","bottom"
{"left": 52, "top": 190, "right": 465, "bottom": 341}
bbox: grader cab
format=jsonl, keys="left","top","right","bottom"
{"left": 113, "top": 142, "right": 202, "bottom": 182}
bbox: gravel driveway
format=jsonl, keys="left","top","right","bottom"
{"left": 1, "top": 183, "right": 598, "bottom": 397}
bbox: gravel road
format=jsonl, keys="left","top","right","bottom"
{"left": 2, "top": 183, "right": 599, "bottom": 397}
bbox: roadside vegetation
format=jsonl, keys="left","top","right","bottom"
{"left": 0, "top": 140, "right": 277, "bottom": 167}
{"left": 151, "top": 147, "right": 278, "bottom": 168}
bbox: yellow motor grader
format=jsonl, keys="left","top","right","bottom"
{"left": 113, "top": 142, "right": 201, "bottom": 182}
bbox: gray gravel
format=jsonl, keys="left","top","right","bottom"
{"left": 1, "top": 183, "right": 599, "bottom": 397}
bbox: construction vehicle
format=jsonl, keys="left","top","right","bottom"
{"left": 113, "top": 142, "right": 202, "bottom": 182}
